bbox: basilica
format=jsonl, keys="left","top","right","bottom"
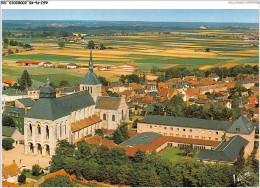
{"left": 24, "top": 51, "right": 129, "bottom": 156}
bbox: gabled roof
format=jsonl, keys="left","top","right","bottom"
{"left": 80, "top": 70, "right": 101, "bottom": 85}
{"left": 139, "top": 115, "right": 233, "bottom": 131}
{"left": 2, "top": 126, "right": 17, "bottom": 137}
{"left": 197, "top": 135, "right": 249, "bottom": 163}
{"left": 17, "top": 98, "right": 35, "bottom": 107}
{"left": 95, "top": 96, "right": 121, "bottom": 110}
{"left": 2, "top": 162, "right": 21, "bottom": 179}
{"left": 4, "top": 78, "right": 15, "bottom": 84}
{"left": 226, "top": 115, "right": 254, "bottom": 134}
{"left": 71, "top": 114, "right": 102, "bottom": 132}
{"left": 143, "top": 104, "right": 155, "bottom": 112}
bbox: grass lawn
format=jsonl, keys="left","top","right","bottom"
{"left": 158, "top": 147, "right": 199, "bottom": 162}
{"left": 25, "top": 172, "right": 45, "bottom": 180}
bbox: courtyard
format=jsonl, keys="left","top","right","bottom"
{"left": 2, "top": 144, "right": 51, "bottom": 169}
{"left": 158, "top": 147, "right": 199, "bottom": 162}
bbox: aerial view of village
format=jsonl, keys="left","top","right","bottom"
{"left": 1, "top": 8, "right": 259, "bottom": 187}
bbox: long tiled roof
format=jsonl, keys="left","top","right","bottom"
{"left": 71, "top": 114, "right": 102, "bottom": 132}
{"left": 58, "top": 90, "right": 95, "bottom": 113}
{"left": 139, "top": 115, "right": 233, "bottom": 131}
{"left": 95, "top": 96, "right": 121, "bottom": 110}
{"left": 197, "top": 135, "right": 249, "bottom": 163}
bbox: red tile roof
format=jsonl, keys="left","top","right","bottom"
{"left": 185, "top": 88, "right": 200, "bottom": 97}
{"left": 4, "top": 78, "right": 15, "bottom": 84}
{"left": 44, "top": 169, "right": 77, "bottom": 181}
{"left": 71, "top": 114, "right": 102, "bottom": 132}
{"left": 248, "top": 97, "right": 258, "bottom": 104}
{"left": 159, "top": 88, "right": 179, "bottom": 99}
{"left": 2, "top": 162, "right": 21, "bottom": 179}
{"left": 76, "top": 134, "right": 221, "bottom": 157}
{"left": 2, "top": 181, "right": 19, "bottom": 187}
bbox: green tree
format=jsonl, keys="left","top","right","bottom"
{"left": 58, "top": 41, "right": 65, "bottom": 48}
{"left": 88, "top": 40, "right": 95, "bottom": 49}
{"left": 19, "top": 70, "right": 32, "bottom": 91}
{"left": 112, "top": 122, "right": 129, "bottom": 144}
{"left": 15, "top": 48, "right": 19, "bottom": 53}
{"left": 59, "top": 80, "right": 69, "bottom": 87}
{"left": 98, "top": 76, "right": 108, "bottom": 86}
{"left": 2, "top": 138, "right": 14, "bottom": 150}
{"left": 8, "top": 49, "right": 13, "bottom": 55}
{"left": 231, "top": 100, "right": 239, "bottom": 109}
{"left": 3, "top": 38, "right": 9, "bottom": 45}
{"left": 132, "top": 119, "right": 138, "bottom": 128}
{"left": 234, "top": 146, "right": 245, "bottom": 170}
{"left": 32, "top": 164, "right": 41, "bottom": 176}
{"left": 2, "top": 116, "right": 15, "bottom": 127}
{"left": 40, "top": 175, "right": 75, "bottom": 187}
{"left": 151, "top": 66, "right": 159, "bottom": 74}
{"left": 95, "top": 129, "right": 104, "bottom": 137}
{"left": 100, "top": 43, "right": 105, "bottom": 50}
{"left": 63, "top": 157, "right": 82, "bottom": 177}
{"left": 133, "top": 149, "right": 146, "bottom": 163}
{"left": 18, "top": 173, "right": 26, "bottom": 185}
{"left": 80, "top": 159, "right": 99, "bottom": 180}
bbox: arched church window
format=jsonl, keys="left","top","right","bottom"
{"left": 37, "top": 125, "right": 41, "bottom": 135}
{"left": 103, "top": 114, "right": 106, "bottom": 120}
{"left": 112, "top": 115, "right": 115, "bottom": 121}
{"left": 91, "top": 87, "right": 92, "bottom": 93}
{"left": 46, "top": 125, "right": 49, "bottom": 139}
{"left": 122, "top": 110, "right": 124, "bottom": 120}
{"left": 29, "top": 124, "right": 32, "bottom": 136}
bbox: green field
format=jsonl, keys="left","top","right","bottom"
{"left": 158, "top": 147, "right": 199, "bottom": 162}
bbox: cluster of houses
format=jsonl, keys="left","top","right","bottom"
{"left": 2, "top": 52, "right": 259, "bottom": 185}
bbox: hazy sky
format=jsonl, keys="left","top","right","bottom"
{"left": 2, "top": 9, "right": 259, "bottom": 23}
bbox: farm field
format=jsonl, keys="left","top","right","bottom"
{"left": 2, "top": 29, "right": 258, "bottom": 86}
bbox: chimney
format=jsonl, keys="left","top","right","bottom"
{"left": 133, "top": 144, "right": 136, "bottom": 148}
{"left": 13, "top": 160, "right": 15, "bottom": 164}
{"left": 229, "top": 117, "right": 233, "bottom": 122}
{"left": 211, "top": 117, "right": 213, "bottom": 120}
{"left": 164, "top": 111, "right": 166, "bottom": 117}
{"left": 3, "top": 105, "right": 7, "bottom": 111}
{"left": 226, "top": 137, "right": 230, "bottom": 142}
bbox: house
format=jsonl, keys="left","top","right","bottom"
{"left": 182, "top": 88, "right": 200, "bottom": 101}
{"left": 159, "top": 88, "right": 179, "bottom": 100}
{"left": 66, "top": 63, "right": 78, "bottom": 69}
{"left": 208, "top": 73, "right": 220, "bottom": 81}
{"left": 2, "top": 126, "right": 23, "bottom": 145}
{"left": 16, "top": 61, "right": 44, "bottom": 67}
{"left": 242, "top": 79, "right": 255, "bottom": 89}
{"left": 2, "top": 160, "right": 21, "bottom": 183}
{"left": 27, "top": 86, "right": 41, "bottom": 99}
{"left": 3, "top": 106, "right": 26, "bottom": 118}
{"left": 43, "top": 62, "right": 53, "bottom": 67}
{"left": 3, "top": 78, "right": 18, "bottom": 87}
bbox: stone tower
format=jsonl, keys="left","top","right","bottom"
{"left": 80, "top": 50, "right": 102, "bottom": 102}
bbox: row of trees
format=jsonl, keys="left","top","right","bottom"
{"left": 3, "top": 38, "right": 32, "bottom": 49}
{"left": 120, "top": 74, "right": 145, "bottom": 84}
{"left": 152, "top": 65, "right": 259, "bottom": 83}
{"left": 153, "top": 95, "right": 241, "bottom": 121}
{"left": 47, "top": 139, "right": 259, "bottom": 187}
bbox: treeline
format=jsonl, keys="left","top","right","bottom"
{"left": 3, "top": 38, "right": 32, "bottom": 49}
{"left": 152, "top": 65, "right": 259, "bottom": 83}
{"left": 120, "top": 74, "right": 145, "bottom": 84}
{"left": 47, "top": 139, "right": 259, "bottom": 187}
{"left": 153, "top": 95, "right": 241, "bottom": 121}
{"left": 205, "top": 65, "right": 259, "bottom": 78}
